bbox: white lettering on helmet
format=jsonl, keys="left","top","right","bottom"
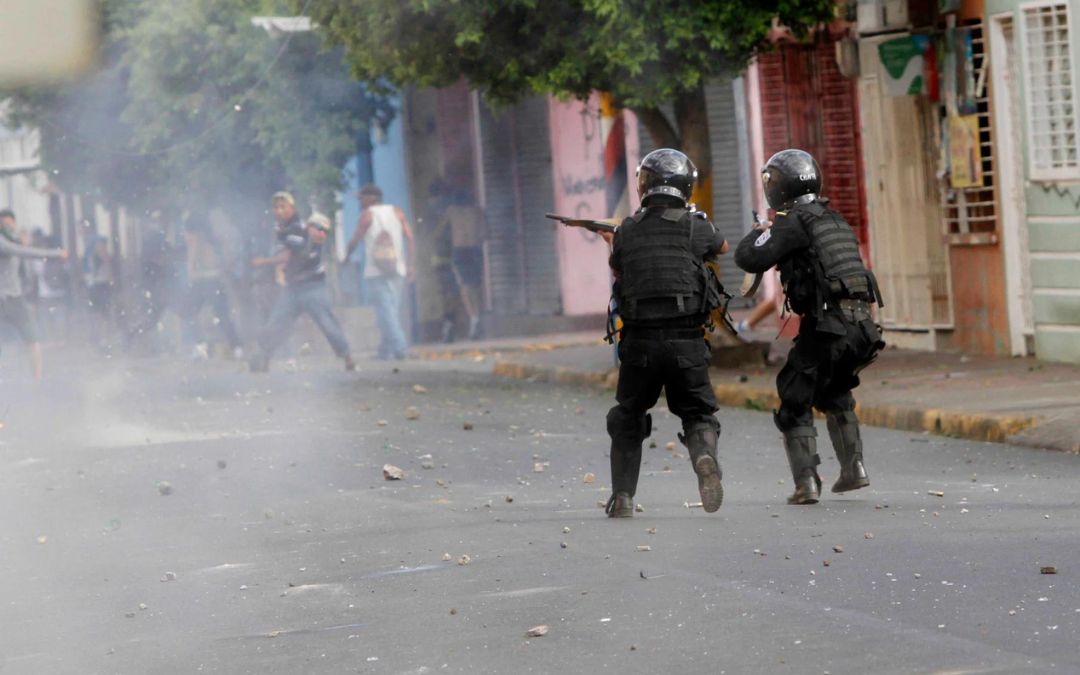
{"left": 798, "top": 173, "right": 817, "bottom": 181}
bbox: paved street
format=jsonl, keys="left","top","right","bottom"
{"left": 1, "top": 353, "right": 1079, "bottom": 674}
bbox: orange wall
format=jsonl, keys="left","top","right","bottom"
{"left": 946, "top": 244, "right": 1011, "bottom": 355}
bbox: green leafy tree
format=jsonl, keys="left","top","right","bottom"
{"left": 5, "top": 0, "right": 392, "bottom": 228}
{"left": 301, "top": 0, "right": 835, "bottom": 214}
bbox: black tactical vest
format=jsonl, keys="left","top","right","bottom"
{"left": 783, "top": 202, "right": 881, "bottom": 319}
{"left": 616, "top": 207, "right": 706, "bottom": 321}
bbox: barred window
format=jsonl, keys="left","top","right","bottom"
{"left": 1022, "top": 2, "right": 1080, "bottom": 179}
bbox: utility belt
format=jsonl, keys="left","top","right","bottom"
{"left": 836, "top": 298, "right": 872, "bottom": 323}
{"left": 621, "top": 326, "right": 705, "bottom": 341}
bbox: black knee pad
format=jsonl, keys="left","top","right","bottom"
{"left": 607, "top": 406, "right": 646, "bottom": 441}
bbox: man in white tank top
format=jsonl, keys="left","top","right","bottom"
{"left": 345, "top": 184, "right": 415, "bottom": 360}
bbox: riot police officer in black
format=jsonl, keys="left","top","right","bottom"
{"left": 734, "top": 149, "right": 885, "bottom": 505}
{"left": 605, "top": 148, "right": 729, "bottom": 517}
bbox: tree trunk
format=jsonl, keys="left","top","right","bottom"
{"left": 632, "top": 105, "right": 680, "bottom": 150}
{"left": 675, "top": 83, "right": 713, "bottom": 218}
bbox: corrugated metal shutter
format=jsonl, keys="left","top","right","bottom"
{"left": 479, "top": 97, "right": 561, "bottom": 315}
{"left": 514, "top": 98, "right": 561, "bottom": 314}
{"left": 705, "top": 79, "right": 752, "bottom": 308}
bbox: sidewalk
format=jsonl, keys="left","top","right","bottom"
{"left": 413, "top": 331, "right": 1080, "bottom": 453}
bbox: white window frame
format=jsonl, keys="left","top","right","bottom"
{"left": 1019, "top": 1, "right": 1080, "bottom": 181}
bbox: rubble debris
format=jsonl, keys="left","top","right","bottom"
{"left": 382, "top": 464, "right": 405, "bottom": 480}
{"left": 404, "top": 406, "right": 421, "bottom": 420}
{"left": 583, "top": 472, "right": 596, "bottom": 483}
{"left": 217, "top": 460, "right": 227, "bottom": 469}
{"left": 160, "top": 572, "right": 177, "bottom": 582}
{"left": 157, "top": 481, "right": 174, "bottom": 496}
{"left": 412, "top": 384, "right": 428, "bottom": 394}
{"left": 832, "top": 545, "right": 844, "bottom": 553}
{"left": 927, "top": 490, "right": 945, "bottom": 497}
{"left": 1041, "top": 566, "right": 1058, "bottom": 575}
{"left": 526, "top": 625, "right": 549, "bottom": 638}
{"left": 457, "top": 555, "right": 471, "bottom": 566}
{"left": 463, "top": 422, "right": 475, "bottom": 431}
{"left": 636, "top": 545, "right": 652, "bottom": 552}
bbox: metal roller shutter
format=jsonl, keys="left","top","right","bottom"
{"left": 479, "top": 97, "right": 561, "bottom": 315}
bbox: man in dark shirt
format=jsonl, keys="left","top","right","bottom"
{"left": 249, "top": 193, "right": 355, "bottom": 372}
{"left": 734, "top": 149, "right": 884, "bottom": 505}
{"left": 604, "top": 149, "right": 729, "bottom": 518}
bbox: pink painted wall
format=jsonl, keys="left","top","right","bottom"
{"left": 548, "top": 96, "right": 636, "bottom": 316}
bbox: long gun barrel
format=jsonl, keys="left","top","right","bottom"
{"left": 545, "top": 213, "right": 618, "bottom": 234}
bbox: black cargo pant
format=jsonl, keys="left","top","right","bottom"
{"left": 774, "top": 312, "right": 884, "bottom": 432}
{"left": 606, "top": 327, "right": 721, "bottom": 496}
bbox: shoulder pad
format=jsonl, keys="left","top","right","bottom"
{"left": 802, "top": 202, "right": 826, "bottom": 217}
{"left": 661, "top": 208, "right": 687, "bottom": 222}
{"left": 691, "top": 210, "right": 708, "bottom": 220}
{"left": 630, "top": 210, "right": 648, "bottom": 224}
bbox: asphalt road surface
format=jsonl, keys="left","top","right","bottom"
{"left": 1, "top": 354, "right": 1078, "bottom": 674}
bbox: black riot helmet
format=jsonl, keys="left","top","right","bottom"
{"left": 761, "top": 149, "right": 822, "bottom": 210}
{"left": 636, "top": 148, "right": 697, "bottom": 206}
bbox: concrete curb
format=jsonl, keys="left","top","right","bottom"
{"left": 493, "top": 361, "right": 1040, "bottom": 447}
{"left": 414, "top": 338, "right": 605, "bottom": 362}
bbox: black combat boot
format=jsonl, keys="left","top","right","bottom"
{"left": 827, "top": 411, "right": 869, "bottom": 493}
{"left": 680, "top": 425, "right": 723, "bottom": 513}
{"left": 605, "top": 491, "right": 634, "bottom": 518}
{"left": 783, "top": 427, "right": 822, "bottom": 505}
{"left": 607, "top": 438, "right": 642, "bottom": 518}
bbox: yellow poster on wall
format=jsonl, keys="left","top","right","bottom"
{"left": 949, "top": 114, "right": 983, "bottom": 188}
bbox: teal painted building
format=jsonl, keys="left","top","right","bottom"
{"left": 983, "top": 0, "right": 1080, "bottom": 361}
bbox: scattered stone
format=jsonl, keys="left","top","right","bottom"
{"left": 450, "top": 608, "right": 458, "bottom": 615}
{"left": 636, "top": 545, "right": 652, "bottom": 552}
{"left": 635, "top": 504, "right": 644, "bottom": 513}
{"left": 157, "top": 481, "right": 173, "bottom": 496}
{"left": 442, "top": 553, "right": 452, "bottom": 562}
{"left": 138, "top": 603, "right": 148, "bottom": 611}
{"left": 864, "top": 532, "right": 874, "bottom": 540}
{"left": 526, "top": 625, "right": 549, "bottom": 638}
{"left": 630, "top": 644, "right": 637, "bottom": 651}
{"left": 36, "top": 535, "right": 47, "bottom": 544}
{"left": 823, "top": 560, "right": 831, "bottom": 567}
{"left": 560, "top": 542, "right": 568, "bottom": 549}
{"left": 124, "top": 612, "right": 135, "bottom": 619}
{"left": 383, "top": 464, "right": 405, "bottom": 480}
{"left": 160, "top": 571, "right": 177, "bottom": 582}
{"left": 376, "top": 419, "right": 389, "bottom": 427}
{"left": 833, "top": 545, "right": 844, "bottom": 553}
{"left": 533, "top": 462, "right": 547, "bottom": 473}
{"left": 436, "top": 479, "right": 447, "bottom": 487}
{"left": 463, "top": 422, "right": 474, "bottom": 431}
{"left": 664, "top": 441, "right": 676, "bottom": 451}
{"left": 928, "top": 490, "right": 945, "bottom": 497}
{"left": 421, "top": 459, "right": 435, "bottom": 470}
{"left": 1041, "top": 566, "right": 1058, "bottom": 575}
{"left": 684, "top": 501, "right": 704, "bottom": 509}
{"left": 457, "top": 554, "right": 471, "bottom": 566}
{"left": 412, "top": 384, "right": 428, "bottom": 394}
{"left": 563, "top": 526, "right": 571, "bottom": 534}
{"left": 404, "top": 406, "right": 421, "bottom": 421}
{"left": 505, "top": 495, "right": 514, "bottom": 503}
{"left": 648, "top": 441, "right": 657, "bottom": 449}
{"left": 217, "top": 460, "right": 227, "bottom": 469}
{"left": 240, "top": 585, "right": 248, "bottom": 590}
{"left": 597, "top": 500, "right": 606, "bottom": 508}
{"left": 583, "top": 472, "right": 596, "bottom": 484}
{"left": 646, "top": 527, "right": 656, "bottom": 535}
